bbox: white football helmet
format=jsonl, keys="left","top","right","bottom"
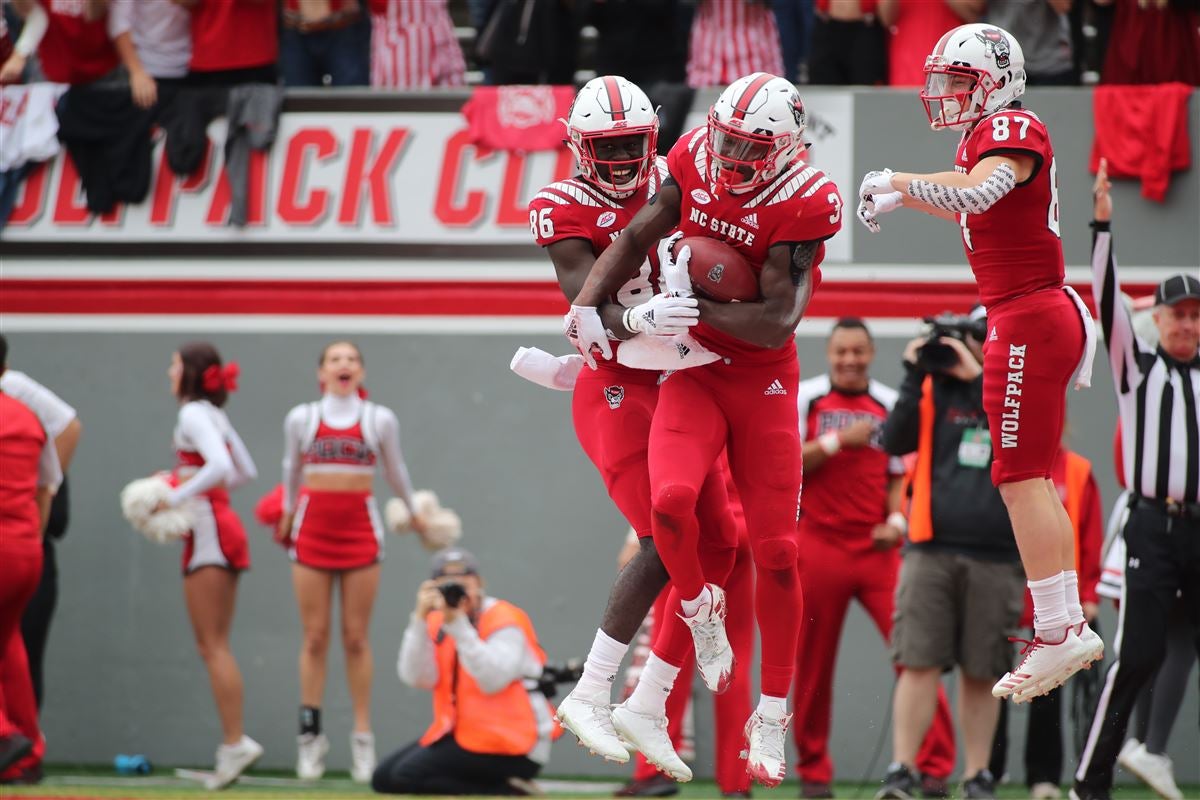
{"left": 707, "top": 72, "right": 806, "bottom": 194}
{"left": 921, "top": 24, "right": 1026, "bottom": 131}
{"left": 566, "top": 76, "right": 659, "bottom": 199}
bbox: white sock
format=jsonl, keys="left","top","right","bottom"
{"left": 624, "top": 653, "right": 680, "bottom": 717}
{"left": 574, "top": 628, "right": 628, "bottom": 703}
{"left": 679, "top": 585, "right": 713, "bottom": 618}
{"left": 1029, "top": 573, "right": 1070, "bottom": 639}
{"left": 1062, "top": 570, "right": 1085, "bottom": 627}
{"left": 756, "top": 694, "right": 788, "bottom": 721}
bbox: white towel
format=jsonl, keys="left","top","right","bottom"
{"left": 1063, "top": 286, "right": 1097, "bottom": 390}
{"left": 616, "top": 333, "right": 721, "bottom": 371}
{"left": 510, "top": 347, "right": 586, "bottom": 391}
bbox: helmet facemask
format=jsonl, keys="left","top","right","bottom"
{"left": 569, "top": 126, "right": 658, "bottom": 199}
{"left": 706, "top": 110, "right": 796, "bottom": 194}
{"left": 921, "top": 60, "right": 999, "bottom": 131}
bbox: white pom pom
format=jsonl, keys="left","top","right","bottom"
{"left": 418, "top": 508, "right": 463, "bottom": 551}
{"left": 120, "top": 476, "right": 192, "bottom": 544}
{"left": 386, "top": 489, "right": 462, "bottom": 549}
{"left": 412, "top": 490, "right": 441, "bottom": 518}
{"left": 384, "top": 497, "right": 412, "bottom": 533}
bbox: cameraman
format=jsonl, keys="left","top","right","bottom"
{"left": 876, "top": 308, "right": 1026, "bottom": 800}
{"left": 373, "top": 548, "right": 553, "bottom": 796}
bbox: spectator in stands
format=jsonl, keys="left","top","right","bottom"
{"left": 805, "top": 0, "right": 887, "bottom": 85}
{"left": 373, "top": 547, "right": 551, "bottom": 796}
{"left": 368, "top": 0, "right": 464, "bottom": 88}
{"left": 686, "top": 0, "right": 784, "bottom": 88}
{"left": 985, "top": 0, "right": 1076, "bottom": 84}
{"left": 877, "top": 0, "right": 983, "bottom": 86}
{"left": 108, "top": 0, "right": 192, "bottom": 108}
{"left": 10, "top": 0, "right": 119, "bottom": 86}
{"left": 1095, "top": 0, "right": 1200, "bottom": 85}
{"left": 773, "top": 0, "right": 815, "bottom": 83}
{"left": 280, "top": 0, "right": 369, "bottom": 88}
{"left": 185, "top": 0, "right": 278, "bottom": 86}
{"left": 474, "top": 0, "right": 576, "bottom": 85}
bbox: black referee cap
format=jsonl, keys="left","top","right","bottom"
{"left": 1155, "top": 273, "right": 1200, "bottom": 306}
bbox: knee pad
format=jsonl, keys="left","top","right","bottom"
{"left": 653, "top": 483, "right": 698, "bottom": 519}
{"left": 752, "top": 534, "right": 798, "bottom": 571}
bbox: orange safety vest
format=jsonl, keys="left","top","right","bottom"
{"left": 420, "top": 600, "right": 547, "bottom": 756}
{"left": 1062, "top": 450, "right": 1091, "bottom": 570}
{"left": 906, "top": 376, "right": 938, "bottom": 543}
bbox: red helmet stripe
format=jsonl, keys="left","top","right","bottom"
{"left": 603, "top": 76, "right": 626, "bottom": 122}
{"left": 932, "top": 28, "right": 956, "bottom": 57}
{"left": 732, "top": 73, "right": 775, "bottom": 120}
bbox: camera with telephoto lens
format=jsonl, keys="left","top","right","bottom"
{"left": 535, "top": 658, "right": 585, "bottom": 699}
{"left": 438, "top": 581, "right": 467, "bottom": 608}
{"left": 916, "top": 312, "right": 988, "bottom": 372}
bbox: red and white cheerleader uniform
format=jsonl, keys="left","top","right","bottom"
{"left": 282, "top": 394, "right": 416, "bottom": 571}
{"left": 169, "top": 400, "right": 257, "bottom": 575}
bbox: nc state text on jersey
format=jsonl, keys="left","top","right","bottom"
{"left": 687, "top": 208, "right": 756, "bottom": 246}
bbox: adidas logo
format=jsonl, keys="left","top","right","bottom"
{"left": 741, "top": 212, "right": 759, "bottom": 229}
{"left": 763, "top": 379, "right": 787, "bottom": 396}
{"left": 643, "top": 309, "right": 655, "bottom": 324}
{"left": 675, "top": 342, "right": 691, "bottom": 358}
{"left": 989, "top": 326, "right": 999, "bottom": 342}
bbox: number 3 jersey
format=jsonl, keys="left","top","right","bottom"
{"left": 955, "top": 107, "right": 1064, "bottom": 308}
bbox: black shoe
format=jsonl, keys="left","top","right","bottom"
{"left": 801, "top": 781, "right": 833, "bottom": 798}
{"left": 0, "top": 735, "right": 32, "bottom": 775}
{"left": 1069, "top": 783, "right": 1112, "bottom": 800}
{"left": 962, "top": 770, "right": 997, "bottom": 799}
{"left": 722, "top": 793, "right": 752, "bottom": 798}
{"left": 876, "top": 764, "right": 918, "bottom": 800}
{"left": 919, "top": 773, "right": 949, "bottom": 798}
{"left": 615, "top": 774, "right": 679, "bottom": 798}
{"left": 0, "top": 763, "right": 42, "bottom": 785}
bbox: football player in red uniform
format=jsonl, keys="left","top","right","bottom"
{"left": 855, "top": 24, "right": 1102, "bottom": 704}
{"left": 564, "top": 72, "right": 844, "bottom": 786}
{"left": 531, "top": 76, "right": 746, "bottom": 783}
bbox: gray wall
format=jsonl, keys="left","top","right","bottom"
{"left": 11, "top": 330, "right": 1197, "bottom": 783}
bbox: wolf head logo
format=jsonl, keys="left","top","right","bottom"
{"left": 603, "top": 385, "right": 625, "bottom": 410}
{"left": 975, "top": 28, "right": 1011, "bottom": 70}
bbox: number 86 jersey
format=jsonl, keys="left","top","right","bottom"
{"left": 527, "top": 158, "right": 668, "bottom": 309}
{"left": 956, "top": 107, "right": 1064, "bottom": 307}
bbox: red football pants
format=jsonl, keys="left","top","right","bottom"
{"left": 649, "top": 355, "right": 803, "bottom": 697}
{"left": 0, "top": 548, "right": 44, "bottom": 775}
{"left": 634, "top": 531, "right": 755, "bottom": 793}
{"left": 793, "top": 529, "right": 956, "bottom": 782}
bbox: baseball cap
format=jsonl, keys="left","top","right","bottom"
{"left": 430, "top": 547, "right": 479, "bottom": 579}
{"left": 1155, "top": 274, "right": 1200, "bottom": 307}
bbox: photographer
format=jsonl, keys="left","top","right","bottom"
{"left": 373, "top": 548, "right": 553, "bottom": 796}
{"left": 876, "top": 308, "right": 1025, "bottom": 800}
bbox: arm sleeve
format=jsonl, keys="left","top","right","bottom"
{"left": 14, "top": 2, "right": 48, "bottom": 57}
{"left": 281, "top": 405, "right": 307, "bottom": 514}
{"left": 167, "top": 404, "right": 234, "bottom": 506}
{"left": 374, "top": 406, "right": 416, "bottom": 509}
{"left": 882, "top": 365, "right": 925, "bottom": 456}
{"left": 1078, "top": 473, "right": 1104, "bottom": 605}
{"left": 443, "top": 616, "right": 530, "bottom": 695}
{"left": 38, "top": 431, "right": 62, "bottom": 492}
{"left": 224, "top": 426, "right": 257, "bottom": 489}
{"left": 0, "top": 371, "right": 78, "bottom": 439}
{"left": 108, "top": 0, "right": 133, "bottom": 37}
{"left": 1090, "top": 222, "right": 1147, "bottom": 395}
{"left": 398, "top": 615, "right": 439, "bottom": 690}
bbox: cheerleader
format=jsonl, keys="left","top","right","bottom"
{"left": 164, "top": 342, "right": 262, "bottom": 790}
{"left": 278, "top": 341, "right": 426, "bottom": 783}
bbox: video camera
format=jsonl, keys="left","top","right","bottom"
{"left": 917, "top": 311, "right": 987, "bottom": 372}
{"left": 535, "top": 658, "right": 585, "bottom": 699}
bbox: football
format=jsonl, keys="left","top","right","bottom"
{"left": 677, "top": 236, "right": 759, "bottom": 302}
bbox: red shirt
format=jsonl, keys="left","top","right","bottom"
{"left": 797, "top": 376, "right": 904, "bottom": 547}
{"left": 887, "top": 0, "right": 963, "bottom": 87}
{"left": 190, "top": 0, "right": 279, "bottom": 72}
{"left": 37, "top": 0, "right": 119, "bottom": 85}
{"left": 666, "top": 126, "right": 842, "bottom": 361}
{"left": 0, "top": 394, "right": 47, "bottom": 551}
{"left": 955, "top": 107, "right": 1063, "bottom": 308}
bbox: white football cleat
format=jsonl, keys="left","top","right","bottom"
{"left": 1118, "top": 741, "right": 1183, "bottom": 800}
{"left": 743, "top": 710, "right": 791, "bottom": 788}
{"left": 610, "top": 702, "right": 692, "bottom": 782}
{"left": 993, "top": 628, "right": 1093, "bottom": 702}
{"left": 205, "top": 735, "right": 263, "bottom": 790}
{"left": 679, "top": 584, "right": 734, "bottom": 693}
{"left": 350, "top": 731, "right": 376, "bottom": 785}
{"left": 555, "top": 691, "right": 630, "bottom": 764}
{"left": 1076, "top": 622, "right": 1104, "bottom": 667}
{"left": 296, "top": 732, "right": 329, "bottom": 780}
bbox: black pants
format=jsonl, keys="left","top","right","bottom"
{"left": 372, "top": 735, "right": 539, "bottom": 795}
{"left": 1075, "top": 503, "right": 1200, "bottom": 792}
{"left": 807, "top": 17, "right": 887, "bottom": 85}
{"left": 20, "top": 476, "right": 68, "bottom": 709}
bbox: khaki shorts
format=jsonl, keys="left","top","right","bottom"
{"left": 891, "top": 548, "right": 1026, "bottom": 680}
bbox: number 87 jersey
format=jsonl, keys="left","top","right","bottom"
{"left": 956, "top": 107, "right": 1064, "bottom": 307}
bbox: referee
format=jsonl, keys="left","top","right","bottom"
{"left": 1073, "top": 162, "right": 1200, "bottom": 800}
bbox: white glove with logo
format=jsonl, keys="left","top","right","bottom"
{"left": 655, "top": 232, "right": 693, "bottom": 298}
{"left": 858, "top": 168, "right": 896, "bottom": 200}
{"left": 622, "top": 293, "right": 699, "bottom": 337}
{"left": 563, "top": 305, "right": 612, "bottom": 370}
{"left": 856, "top": 191, "right": 904, "bottom": 234}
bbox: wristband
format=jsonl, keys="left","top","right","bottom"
{"left": 887, "top": 511, "right": 908, "bottom": 534}
{"left": 622, "top": 307, "right": 638, "bottom": 334}
{"left": 818, "top": 431, "right": 841, "bottom": 456}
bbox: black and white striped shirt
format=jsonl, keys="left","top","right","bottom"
{"left": 1091, "top": 222, "right": 1200, "bottom": 503}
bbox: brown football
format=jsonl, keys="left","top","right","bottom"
{"left": 677, "top": 236, "right": 759, "bottom": 302}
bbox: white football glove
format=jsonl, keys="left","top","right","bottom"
{"left": 858, "top": 168, "right": 896, "bottom": 200}
{"left": 856, "top": 190, "right": 903, "bottom": 234}
{"left": 563, "top": 304, "right": 612, "bottom": 370}
{"left": 655, "top": 232, "right": 693, "bottom": 298}
{"left": 622, "top": 292, "right": 699, "bottom": 337}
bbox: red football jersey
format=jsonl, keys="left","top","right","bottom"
{"left": 666, "top": 126, "right": 842, "bottom": 360}
{"left": 796, "top": 375, "right": 905, "bottom": 547}
{"left": 0, "top": 394, "right": 47, "bottom": 551}
{"left": 955, "top": 107, "right": 1064, "bottom": 308}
